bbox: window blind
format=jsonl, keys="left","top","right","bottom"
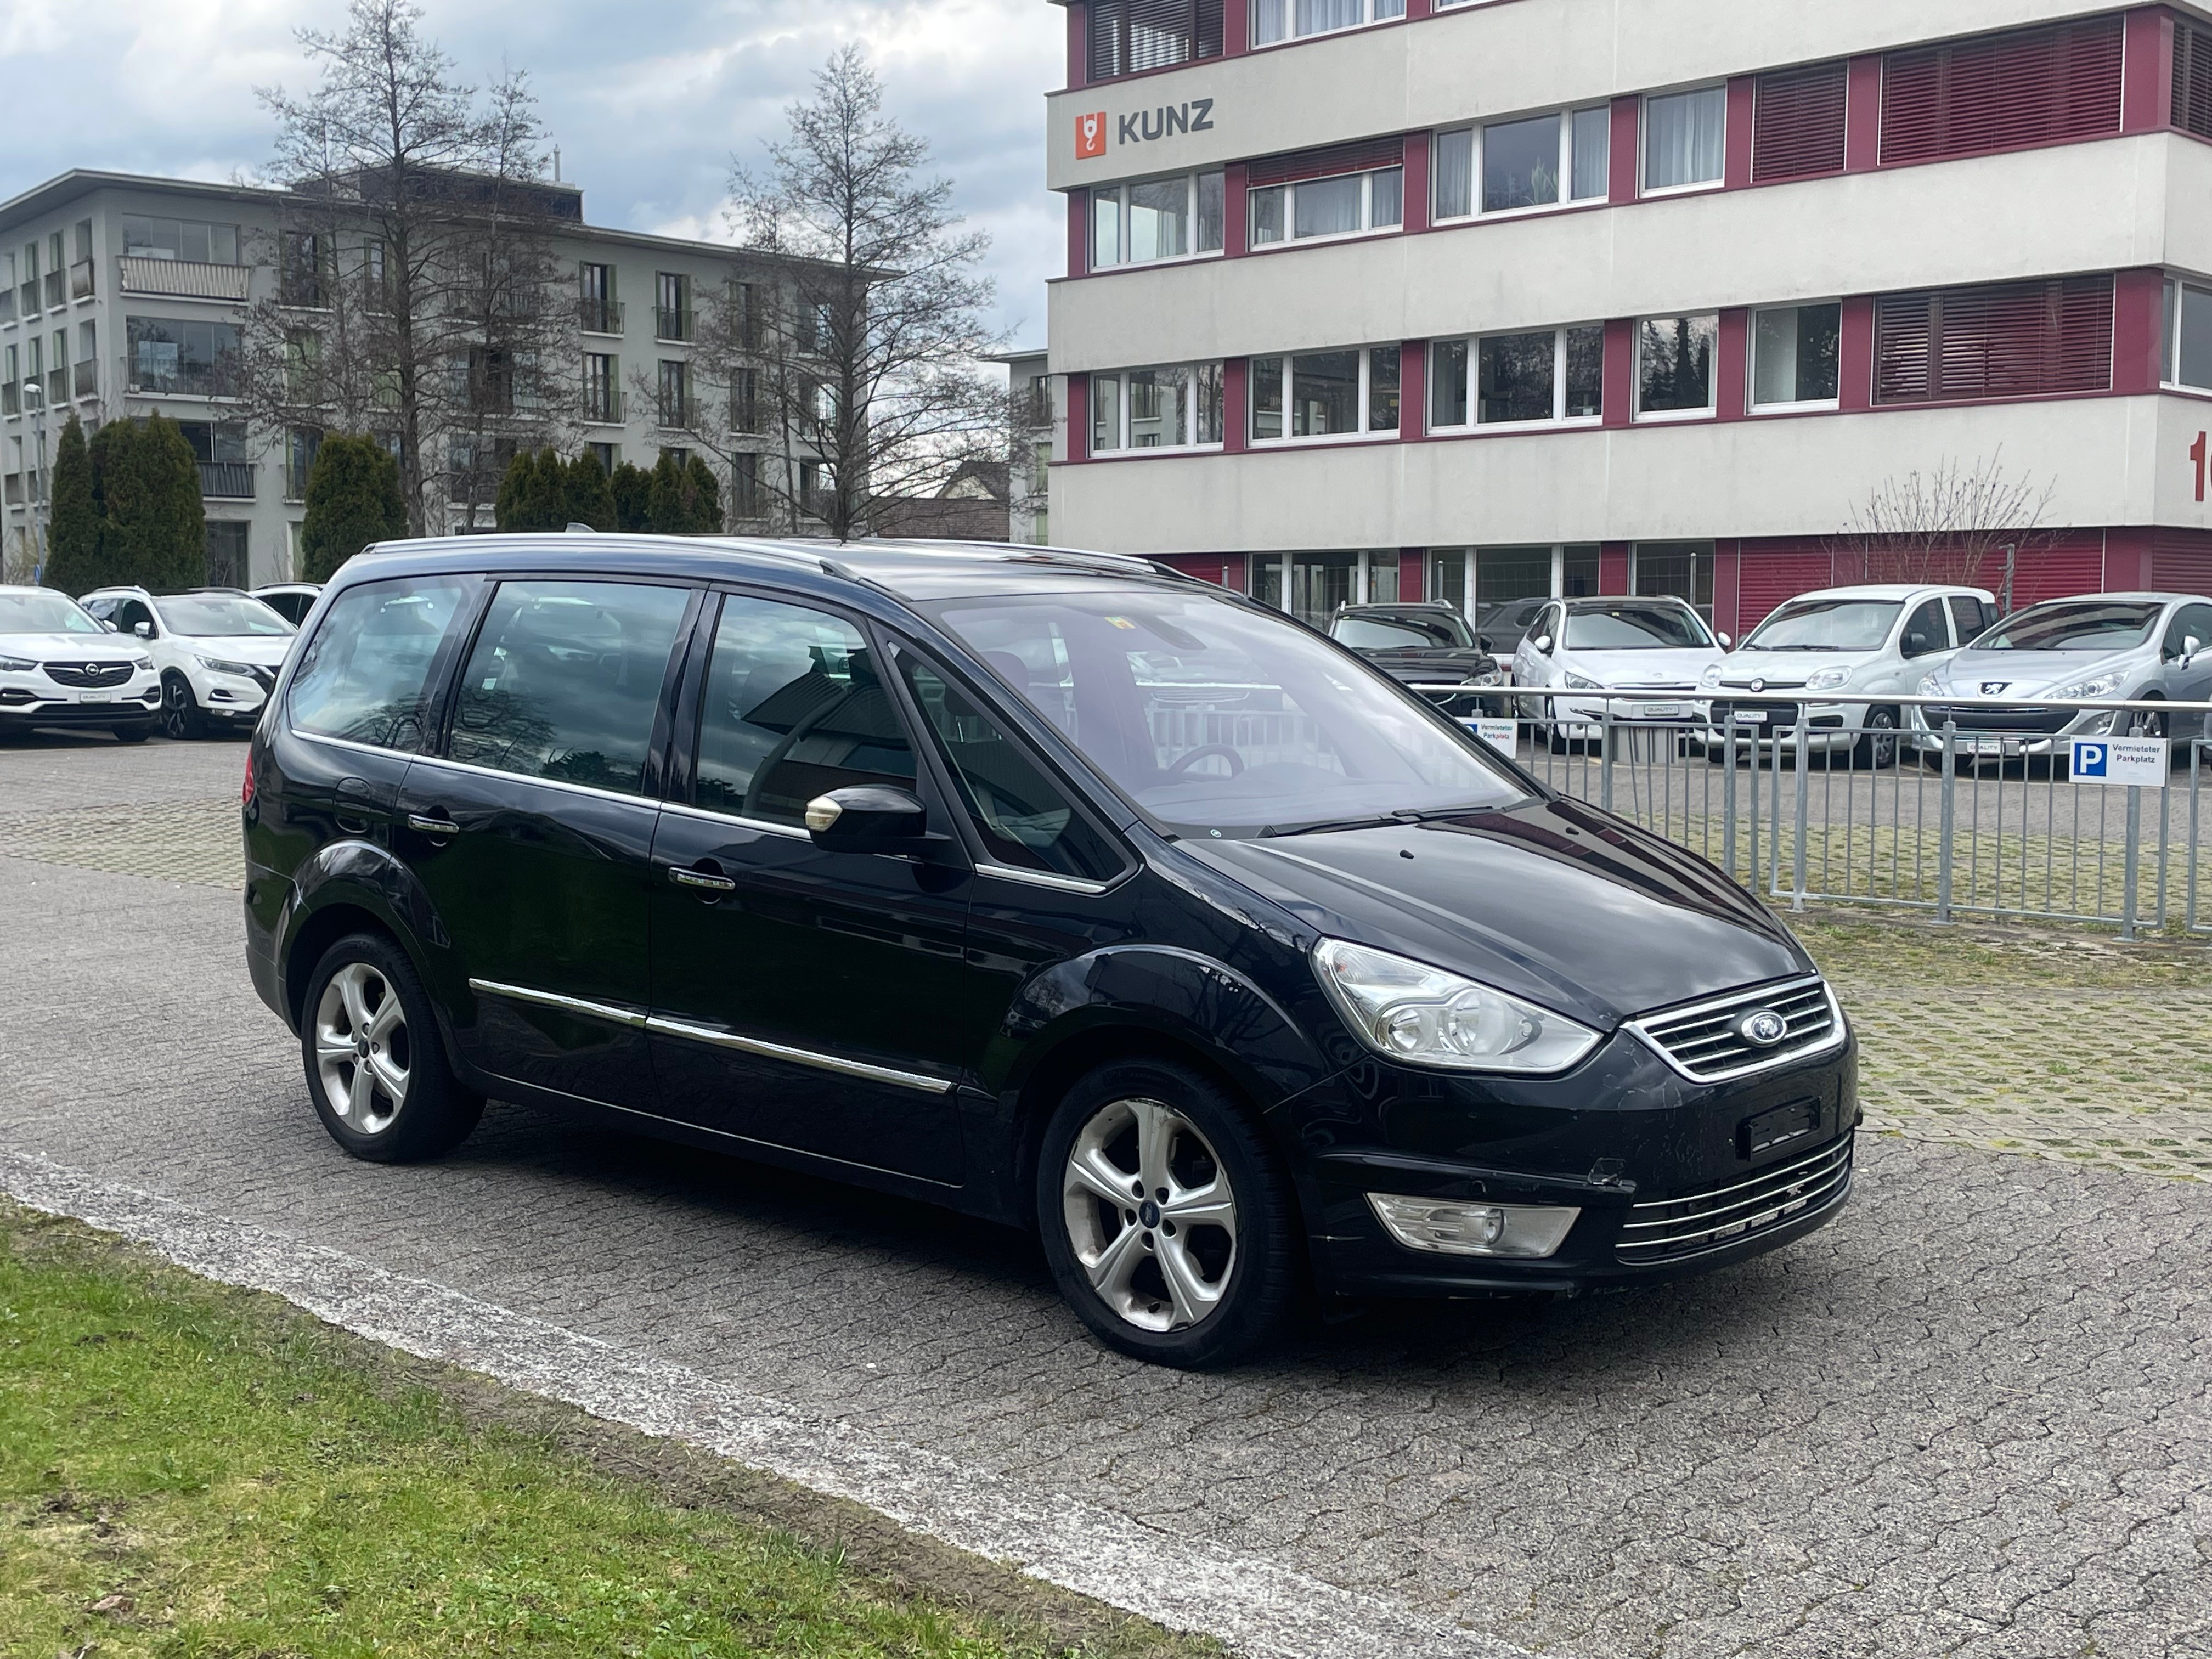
{"left": 1874, "top": 276, "right": 2114, "bottom": 404}
{"left": 1087, "top": 0, "right": 1224, "bottom": 81}
{"left": 1880, "top": 17, "right": 2122, "bottom": 165}
{"left": 1753, "top": 62, "right": 1849, "bottom": 181}
{"left": 1246, "top": 136, "right": 1406, "bottom": 187}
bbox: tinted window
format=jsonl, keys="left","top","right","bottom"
{"left": 448, "top": 580, "right": 690, "bottom": 795}
{"left": 693, "top": 594, "right": 914, "bottom": 826}
{"left": 1562, "top": 603, "right": 1713, "bottom": 650}
{"left": 1948, "top": 595, "right": 1992, "bottom": 645}
{"left": 1742, "top": 600, "right": 1903, "bottom": 652}
{"left": 899, "top": 656, "right": 1120, "bottom": 881}
{"left": 1899, "top": 599, "right": 1949, "bottom": 658}
{"left": 287, "top": 575, "right": 470, "bottom": 750}
{"left": 1984, "top": 602, "right": 2163, "bottom": 652}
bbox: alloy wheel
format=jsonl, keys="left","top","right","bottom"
{"left": 1866, "top": 708, "right": 1899, "bottom": 768}
{"left": 160, "top": 677, "right": 194, "bottom": 740}
{"left": 2131, "top": 705, "right": 2167, "bottom": 741}
{"left": 313, "top": 961, "right": 410, "bottom": 1136}
{"left": 1062, "top": 1096, "right": 1238, "bottom": 1333}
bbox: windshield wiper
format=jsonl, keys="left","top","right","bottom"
{"left": 1261, "top": 805, "right": 1499, "bottom": 839}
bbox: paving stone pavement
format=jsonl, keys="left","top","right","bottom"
{"left": 3, "top": 736, "right": 2211, "bottom": 1657}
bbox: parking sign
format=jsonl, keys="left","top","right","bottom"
{"left": 2069, "top": 737, "right": 2168, "bottom": 788}
{"left": 1466, "top": 718, "right": 1518, "bottom": 755}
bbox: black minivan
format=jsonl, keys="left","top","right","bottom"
{"left": 244, "top": 537, "right": 1857, "bottom": 1367}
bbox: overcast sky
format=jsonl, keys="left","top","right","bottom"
{"left": 0, "top": 0, "right": 1062, "bottom": 350}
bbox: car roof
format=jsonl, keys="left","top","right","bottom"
{"left": 2007, "top": 591, "right": 2203, "bottom": 606}
{"left": 1777, "top": 583, "right": 1997, "bottom": 602}
{"left": 1336, "top": 601, "right": 1459, "bottom": 614}
{"left": 1559, "top": 594, "right": 1700, "bottom": 608}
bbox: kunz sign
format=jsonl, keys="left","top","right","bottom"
{"left": 1075, "top": 100, "right": 1217, "bottom": 159}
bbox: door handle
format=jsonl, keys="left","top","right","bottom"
{"left": 407, "top": 811, "right": 461, "bottom": 837}
{"left": 669, "top": 863, "right": 737, "bottom": 895}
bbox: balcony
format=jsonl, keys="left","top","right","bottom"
{"left": 70, "top": 259, "right": 94, "bottom": 301}
{"left": 579, "top": 297, "right": 625, "bottom": 335}
{"left": 43, "top": 270, "right": 65, "bottom": 309}
{"left": 16, "top": 283, "right": 35, "bottom": 319}
{"left": 199, "top": 460, "right": 256, "bottom": 499}
{"left": 117, "top": 257, "right": 251, "bottom": 303}
{"left": 654, "top": 306, "right": 695, "bottom": 343}
{"left": 656, "top": 395, "right": 701, "bottom": 430}
{"left": 583, "top": 386, "right": 623, "bottom": 424}
{"left": 46, "top": 368, "right": 66, "bottom": 407}
{"left": 128, "top": 362, "right": 236, "bottom": 399}
{"left": 1, "top": 382, "right": 16, "bottom": 416}
{"left": 0, "top": 290, "right": 13, "bottom": 325}
{"left": 73, "top": 359, "right": 97, "bottom": 400}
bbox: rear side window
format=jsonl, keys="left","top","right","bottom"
{"left": 1947, "top": 595, "right": 1991, "bottom": 644}
{"left": 692, "top": 592, "right": 915, "bottom": 825}
{"left": 447, "top": 580, "right": 690, "bottom": 796}
{"left": 287, "top": 574, "right": 471, "bottom": 751}
{"left": 898, "top": 656, "right": 1121, "bottom": 882}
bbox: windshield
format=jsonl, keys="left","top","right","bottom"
{"left": 1741, "top": 599, "right": 1903, "bottom": 652}
{"left": 1331, "top": 612, "right": 1475, "bottom": 651}
{"left": 1980, "top": 601, "right": 2162, "bottom": 653}
{"left": 1562, "top": 603, "right": 1713, "bottom": 651}
{"left": 923, "top": 589, "right": 1525, "bottom": 839}
{"left": 154, "top": 594, "right": 296, "bottom": 638}
{"left": 0, "top": 591, "right": 103, "bottom": 636}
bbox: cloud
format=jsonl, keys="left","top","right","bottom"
{"left": 1, "top": 0, "right": 1059, "bottom": 348}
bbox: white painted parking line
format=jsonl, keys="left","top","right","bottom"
{"left": 0, "top": 1149, "right": 1532, "bottom": 1659}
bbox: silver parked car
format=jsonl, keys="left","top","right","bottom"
{"left": 1910, "top": 592, "right": 2212, "bottom": 760}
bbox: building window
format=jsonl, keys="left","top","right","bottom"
{"left": 588, "top": 441, "right": 620, "bottom": 476}
{"left": 1753, "top": 63, "right": 1848, "bottom": 182}
{"left": 2176, "top": 19, "right": 2212, "bottom": 142}
{"left": 1252, "top": 0, "right": 1403, "bottom": 49}
{"left": 654, "top": 273, "right": 692, "bottom": 342}
{"left": 1430, "top": 326, "right": 1603, "bottom": 429}
{"left": 1635, "top": 315, "right": 1719, "bottom": 419}
{"left": 1882, "top": 18, "right": 2123, "bottom": 166}
{"left": 1250, "top": 166, "right": 1402, "bottom": 246}
{"left": 121, "top": 216, "right": 241, "bottom": 266}
{"left": 205, "top": 521, "right": 250, "bottom": 587}
{"left": 1750, "top": 303, "right": 1842, "bottom": 410}
{"left": 286, "top": 428, "right": 323, "bottom": 500}
{"left": 1874, "top": 276, "right": 2113, "bottom": 404}
{"left": 2163, "top": 277, "right": 2212, "bottom": 391}
{"left": 1249, "top": 347, "right": 1398, "bottom": 443}
{"left": 1091, "top": 172, "right": 1226, "bottom": 268}
{"left": 583, "top": 352, "right": 620, "bottom": 423}
{"left": 657, "top": 359, "right": 694, "bottom": 427}
{"left": 1633, "top": 542, "right": 1717, "bottom": 619}
{"left": 281, "top": 233, "right": 330, "bottom": 307}
{"left": 732, "top": 452, "right": 762, "bottom": 517}
{"left": 1642, "top": 87, "right": 1726, "bottom": 193}
{"left": 1433, "top": 108, "right": 1608, "bottom": 221}
{"left": 731, "top": 366, "right": 761, "bottom": 433}
{"left": 125, "top": 315, "right": 241, "bottom": 397}
{"left": 579, "top": 262, "right": 619, "bottom": 334}
{"left": 1087, "top": 0, "right": 1223, "bottom": 81}
{"left": 1091, "top": 363, "right": 1226, "bottom": 452}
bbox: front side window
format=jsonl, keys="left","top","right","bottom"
{"left": 1091, "top": 363, "right": 1224, "bottom": 452}
{"left": 898, "top": 656, "right": 1121, "bottom": 879}
{"left": 1948, "top": 595, "right": 1994, "bottom": 645}
{"left": 448, "top": 580, "right": 692, "bottom": 797}
{"left": 1899, "top": 599, "right": 1950, "bottom": 658}
{"left": 2165, "top": 603, "right": 2212, "bottom": 658}
{"left": 1751, "top": 303, "right": 1842, "bottom": 409}
{"left": 1249, "top": 347, "right": 1400, "bottom": 442}
{"left": 1252, "top": 0, "right": 1403, "bottom": 47}
{"left": 1249, "top": 167, "right": 1403, "bottom": 246}
{"left": 1092, "top": 172, "right": 1226, "bottom": 269}
{"left": 1635, "top": 314, "right": 1718, "bottom": 419}
{"left": 924, "top": 589, "right": 1521, "bottom": 841}
{"left": 1430, "top": 326, "right": 1603, "bottom": 429}
{"left": 692, "top": 594, "right": 914, "bottom": 825}
{"left": 1644, "top": 86, "right": 1726, "bottom": 192}
{"left": 288, "top": 575, "right": 472, "bottom": 751}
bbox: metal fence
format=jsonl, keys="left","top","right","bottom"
{"left": 1461, "top": 690, "right": 2212, "bottom": 939}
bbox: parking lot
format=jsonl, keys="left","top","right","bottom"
{"left": 4, "top": 731, "right": 2211, "bottom": 1658}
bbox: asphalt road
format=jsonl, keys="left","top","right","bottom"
{"left": 3, "top": 732, "right": 2210, "bottom": 1658}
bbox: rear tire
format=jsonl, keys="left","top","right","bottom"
{"left": 1036, "top": 1058, "right": 1300, "bottom": 1369}
{"left": 300, "top": 932, "right": 483, "bottom": 1164}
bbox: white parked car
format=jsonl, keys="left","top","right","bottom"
{"left": 1510, "top": 596, "right": 1730, "bottom": 747}
{"left": 78, "top": 586, "right": 296, "bottom": 740}
{"left": 1703, "top": 584, "right": 1997, "bottom": 768}
{"left": 0, "top": 585, "right": 162, "bottom": 742}
{"left": 251, "top": 583, "right": 324, "bottom": 628}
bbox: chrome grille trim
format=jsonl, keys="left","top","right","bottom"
{"left": 43, "top": 661, "right": 136, "bottom": 688}
{"left": 1625, "top": 976, "right": 1846, "bottom": 1083}
{"left": 1616, "top": 1134, "right": 1854, "bottom": 1263}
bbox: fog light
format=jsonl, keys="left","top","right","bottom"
{"left": 1366, "top": 1193, "right": 1580, "bottom": 1259}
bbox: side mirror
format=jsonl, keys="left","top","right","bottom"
{"left": 133, "top": 620, "right": 153, "bottom": 639}
{"left": 805, "top": 785, "right": 929, "bottom": 853}
{"left": 1904, "top": 630, "right": 1930, "bottom": 656}
{"left": 1477, "top": 635, "right": 1494, "bottom": 654}
{"left": 2184, "top": 635, "right": 2204, "bottom": 665}
{"left": 1531, "top": 634, "right": 1553, "bottom": 656}
{"left": 1716, "top": 632, "right": 1733, "bottom": 650}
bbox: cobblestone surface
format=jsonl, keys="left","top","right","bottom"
{"left": 3, "top": 737, "right": 2211, "bottom": 1657}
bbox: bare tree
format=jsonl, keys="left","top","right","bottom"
{"left": 1829, "top": 450, "right": 2058, "bottom": 611}
{"left": 234, "top": 0, "right": 575, "bottom": 534}
{"left": 721, "top": 45, "right": 1009, "bottom": 539}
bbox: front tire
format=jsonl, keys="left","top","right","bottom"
{"left": 1852, "top": 707, "right": 1900, "bottom": 769}
{"left": 300, "top": 932, "right": 483, "bottom": 1164}
{"left": 112, "top": 724, "right": 151, "bottom": 744}
{"left": 159, "top": 672, "right": 202, "bottom": 740}
{"left": 1037, "top": 1058, "right": 1300, "bottom": 1369}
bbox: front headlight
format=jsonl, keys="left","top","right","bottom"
{"left": 1700, "top": 664, "right": 1723, "bottom": 689}
{"left": 1564, "top": 672, "right": 1601, "bottom": 692}
{"left": 1313, "top": 939, "right": 1601, "bottom": 1075}
{"left": 1805, "top": 665, "right": 1854, "bottom": 691}
{"left": 2052, "top": 672, "right": 2124, "bottom": 701}
{"left": 1471, "top": 669, "right": 1502, "bottom": 687}
{"left": 197, "top": 654, "right": 259, "bottom": 678}
{"left": 0, "top": 654, "right": 34, "bottom": 673}
{"left": 132, "top": 654, "right": 155, "bottom": 671}
{"left": 1918, "top": 673, "right": 1945, "bottom": 697}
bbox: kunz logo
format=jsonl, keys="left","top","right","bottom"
{"left": 1078, "top": 100, "right": 1217, "bottom": 158}
{"left": 1075, "top": 111, "right": 1108, "bottom": 159}
{"left": 1737, "top": 1009, "right": 1790, "bottom": 1048}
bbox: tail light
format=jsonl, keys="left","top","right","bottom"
{"left": 242, "top": 747, "right": 257, "bottom": 806}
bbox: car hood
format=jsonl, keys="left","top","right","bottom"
{"left": 1555, "top": 646, "right": 1721, "bottom": 688}
{"left": 1182, "top": 796, "right": 1809, "bottom": 1029}
{"left": 1931, "top": 648, "right": 2142, "bottom": 696}
{"left": 1717, "top": 648, "right": 1884, "bottom": 686}
{"left": 179, "top": 634, "right": 295, "bottom": 667}
{"left": 0, "top": 632, "right": 144, "bottom": 661}
{"left": 1358, "top": 647, "right": 1498, "bottom": 682}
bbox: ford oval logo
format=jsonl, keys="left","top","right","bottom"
{"left": 1737, "top": 1009, "right": 1790, "bottom": 1048}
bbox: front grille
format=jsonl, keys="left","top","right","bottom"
{"left": 1616, "top": 1132, "right": 1854, "bottom": 1263}
{"left": 1922, "top": 703, "right": 2074, "bottom": 735}
{"left": 43, "top": 661, "right": 134, "bottom": 688}
{"left": 1628, "top": 977, "right": 1842, "bottom": 1082}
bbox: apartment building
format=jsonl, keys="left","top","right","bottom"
{"left": 1, "top": 169, "right": 815, "bottom": 587}
{"left": 1042, "top": 0, "right": 2212, "bottom": 634}
{"left": 999, "top": 348, "right": 1054, "bottom": 542}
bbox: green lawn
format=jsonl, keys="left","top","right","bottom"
{"left": 0, "top": 1202, "right": 1206, "bottom": 1659}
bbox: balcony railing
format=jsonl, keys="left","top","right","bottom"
{"left": 128, "top": 362, "right": 236, "bottom": 399}
{"left": 654, "top": 306, "right": 695, "bottom": 343}
{"left": 17, "top": 283, "right": 36, "bottom": 318}
{"left": 43, "top": 270, "right": 65, "bottom": 309}
{"left": 0, "top": 290, "right": 14, "bottom": 324}
{"left": 117, "top": 257, "right": 251, "bottom": 303}
{"left": 44, "top": 368, "right": 65, "bottom": 406}
{"left": 583, "top": 386, "right": 622, "bottom": 424}
{"left": 657, "top": 394, "right": 701, "bottom": 430}
{"left": 579, "top": 297, "right": 625, "bottom": 335}
{"left": 199, "top": 460, "right": 256, "bottom": 499}
{"left": 1, "top": 382, "right": 16, "bottom": 416}
{"left": 73, "top": 359, "right": 97, "bottom": 399}
{"left": 70, "top": 259, "right": 94, "bottom": 301}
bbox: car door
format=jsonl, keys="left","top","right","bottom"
{"left": 2162, "top": 602, "right": 2212, "bottom": 729}
{"left": 643, "top": 589, "right": 984, "bottom": 1186}
{"left": 394, "top": 574, "right": 697, "bottom": 1111}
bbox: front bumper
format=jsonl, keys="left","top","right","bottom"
{"left": 196, "top": 670, "right": 273, "bottom": 721}
{"left": 1906, "top": 705, "right": 2117, "bottom": 758}
{"left": 0, "top": 684, "right": 162, "bottom": 726}
{"left": 1298, "top": 1024, "right": 1859, "bottom": 1298}
{"left": 1546, "top": 696, "right": 1708, "bottom": 736}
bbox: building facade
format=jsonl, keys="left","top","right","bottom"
{"left": 1042, "top": 0, "right": 2212, "bottom": 634}
{"left": 999, "top": 348, "right": 1054, "bottom": 543}
{"left": 2, "top": 170, "right": 821, "bottom": 588}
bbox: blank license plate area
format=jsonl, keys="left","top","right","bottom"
{"left": 1739, "top": 1098, "right": 1819, "bottom": 1159}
